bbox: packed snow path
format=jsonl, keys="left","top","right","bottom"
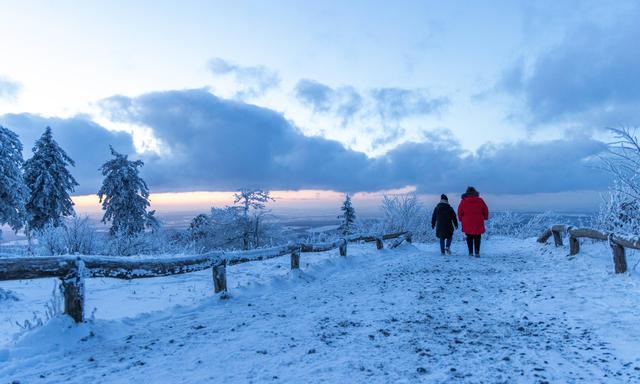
{"left": 2, "top": 238, "right": 640, "bottom": 383}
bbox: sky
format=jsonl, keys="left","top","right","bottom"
{"left": 1, "top": 0, "right": 638, "bottom": 215}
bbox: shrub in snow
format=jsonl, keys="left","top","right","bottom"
{"left": 185, "top": 202, "right": 286, "bottom": 252}
{"left": 601, "top": 126, "right": 640, "bottom": 202}
{"left": 63, "top": 215, "right": 99, "bottom": 255}
{"left": 594, "top": 182, "right": 640, "bottom": 236}
{"left": 98, "top": 146, "right": 159, "bottom": 237}
{"left": 102, "top": 229, "right": 178, "bottom": 256}
{"left": 0, "top": 287, "right": 19, "bottom": 302}
{"left": 337, "top": 194, "right": 357, "bottom": 236}
{"left": 23, "top": 126, "right": 78, "bottom": 231}
{"left": 0, "top": 125, "right": 29, "bottom": 233}
{"left": 380, "top": 193, "right": 434, "bottom": 241}
{"left": 485, "top": 211, "right": 522, "bottom": 238}
{"left": 486, "top": 211, "right": 567, "bottom": 239}
{"left": 16, "top": 281, "right": 63, "bottom": 331}
{"left": 35, "top": 216, "right": 99, "bottom": 256}
{"left": 598, "top": 127, "right": 640, "bottom": 236}
{"left": 36, "top": 223, "right": 67, "bottom": 256}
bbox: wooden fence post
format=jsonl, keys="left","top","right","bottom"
{"left": 569, "top": 236, "right": 580, "bottom": 256}
{"left": 375, "top": 238, "right": 384, "bottom": 250}
{"left": 60, "top": 258, "right": 85, "bottom": 323}
{"left": 212, "top": 260, "right": 228, "bottom": 294}
{"left": 291, "top": 247, "right": 301, "bottom": 269}
{"left": 339, "top": 240, "right": 347, "bottom": 257}
{"left": 552, "top": 230, "right": 563, "bottom": 247}
{"left": 610, "top": 242, "right": 628, "bottom": 274}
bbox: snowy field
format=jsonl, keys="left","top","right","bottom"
{"left": 1, "top": 238, "right": 640, "bottom": 383}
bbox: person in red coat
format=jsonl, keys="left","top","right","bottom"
{"left": 457, "top": 186, "right": 489, "bottom": 257}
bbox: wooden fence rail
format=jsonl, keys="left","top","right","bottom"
{"left": 0, "top": 231, "right": 412, "bottom": 323}
{"left": 537, "top": 224, "right": 640, "bottom": 274}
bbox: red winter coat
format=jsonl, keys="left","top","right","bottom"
{"left": 457, "top": 195, "right": 489, "bottom": 235}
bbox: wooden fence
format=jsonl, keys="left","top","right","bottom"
{"left": 0, "top": 231, "right": 412, "bottom": 323}
{"left": 537, "top": 225, "right": 640, "bottom": 274}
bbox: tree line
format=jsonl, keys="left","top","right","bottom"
{"left": 0, "top": 124, "right": 360, "bottom": 256}
{"left": 0, "top": 125, "right": 156, "bottom": 242}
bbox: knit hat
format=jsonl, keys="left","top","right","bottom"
{"left": 440, "top": 194, "right": 448, "bottom": 201}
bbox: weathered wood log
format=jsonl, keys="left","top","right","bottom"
{"left": 611, "top": 243, "right": 628, "bottom": 274}
{"left": 301, "top": 239, "right": 343, "bottom": 253}
{"left": 226, "top": 245, "right": 294, "bottom": 266}
{"left": 375, "top": 238, "right": 384, "bottom": 250}
{"left": 540, "top": 225, "right": 639, "bottom": 273}
{"left": 552, "top": 230, "right": 563, "bottom": 247}
{"left": 291, "top": 248, "right": 300, "bottom": 269}
{"left": 567, "top": 228, "right": 609, "bottom": 241}
{"left": 611, "top": 234, "right": 640, "bottom": 251}
{"left": 551, "top": 224, "right": 570, "bottom": 234}
{"left": 381, "top": 232, "right": 407, "bottom": 240}
{"left": 339, "top": 241, "right": 347, "bottom": 257}
{"left": 346, "top": 231, "right": 407, "bottom": 244}
{"left": 86, "top": 254, "right": 222, "bottom": 279}
{"left": 60, "top": 258, "right": 85, "bottom": 323}
{"left": 537, "top": 229, "right": 553, "bottom": 243}
{"left": 212, "top": 261, "right": 227, "bottom": 294}
{"left": 569, "top": 236, "right": 580, "bottom": 256}
{"left": 0, "top": 257, "right": 75, "bottom": 280}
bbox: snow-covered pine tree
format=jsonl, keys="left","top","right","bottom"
{"left": 337, "top": 194, "right": 356, "bottom": 235}
{"left": 97, "top": 146, "right": 158, "bottom": 236}
{"left": 0, "top": 125, "right": 29, "bottom": 232}
{"left": 23, "top": 127, "right": 79, "bottom": 231}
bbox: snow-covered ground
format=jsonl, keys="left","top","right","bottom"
{"left": 1, "top": 237, "right": 640, "bottom": 383}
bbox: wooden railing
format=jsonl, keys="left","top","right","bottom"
{"left": 0, "top": 231, "right": 412, "bottom": 323}
{"left": 538, "top": 225, "right": 640, "bottom": 274}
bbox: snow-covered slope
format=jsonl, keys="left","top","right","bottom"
{"left": 1, "top": 238, "right": 640, "bottom": 383}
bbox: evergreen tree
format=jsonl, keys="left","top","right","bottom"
{"left": 0, "top": 125, "right": 29, "bottom": 232}
{"left": 23, "top": 127, "right": 79, "bottom": 231}
{"left": 338, "top": 194, "right": 357, "bottom": 235}
{"left": 98, "top": 146, "right": 158, "bottom": 236}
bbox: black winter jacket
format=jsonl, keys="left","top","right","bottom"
{"left": 431, "top": 202, "right": 459, "bottom": 239}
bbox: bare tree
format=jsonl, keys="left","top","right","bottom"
{"left": 381, "top": 192, "right": 429, "bottom": 237}
{"left": 600, "top": 126, "right": 640, "bottom": 200}
{"left": 233, "top": 189, "right": 275, "bottom": 250}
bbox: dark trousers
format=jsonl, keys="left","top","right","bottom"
{"left": 466, "top": 234, "right": 481, "bottom": 255}
{"left": 439, "top": 237, "right": 452, "bottom": 253}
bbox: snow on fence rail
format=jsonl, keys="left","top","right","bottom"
{"left": 537, "top": 225, "right": 640, "bottom": 274}
{"left": 0, "top": 231, "right": 412, "bottom": 323}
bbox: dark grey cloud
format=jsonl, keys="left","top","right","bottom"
{"left": 498, "top": 6, "right": 640, "bottom": 126}
{"left": 208, "top": 58, "right": 280, "bottom": 98}
{"left": 294, "top": 79, "right": 447, "bottom": 126}
{"left": 98, "top": 88, "right": 610, "bottom": 195}
{"left": 0, "top": 76, "right": 21, "bottom": 101}
{"left": 99, "top": 89, "right": 378, "bottom": 192}
{"left": 295, "top": 79, "right": 334, "bottom": 113}
{"left": 0, "top": 113, "right": 136, "bottom": 194}
{"left": 294, "top": 79, "right": 363, "bottom": 124}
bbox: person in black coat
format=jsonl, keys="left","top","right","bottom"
{"left": 431, "top": 194, "right": 459, "bottom": 255}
